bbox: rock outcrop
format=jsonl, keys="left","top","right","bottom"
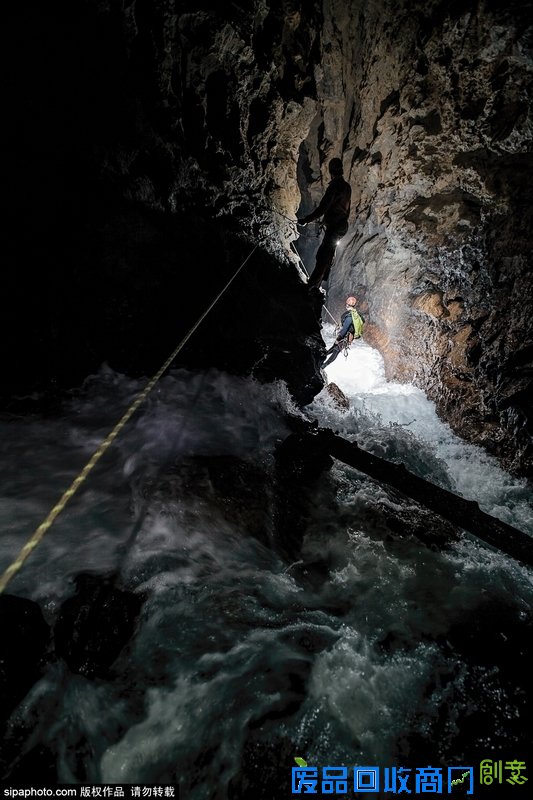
{"left": 300, "top": 0, "right": 533, "bottom": 475}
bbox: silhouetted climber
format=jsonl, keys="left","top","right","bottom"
{"left": 298, "top": 157, "right": 351, "bottom": 290}
{"left": 322, "top": 295, "right": 364, "bottom": 368}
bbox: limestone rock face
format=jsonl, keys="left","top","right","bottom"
{"left": 318, "top": 0, "right": 533, "bottom": 475}
{"left": 6, "top": 0, "right": 532, "bottom": 473}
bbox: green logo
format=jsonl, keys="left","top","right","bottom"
{"left": 451, "top": 771, "right": 470, "bottom": 786}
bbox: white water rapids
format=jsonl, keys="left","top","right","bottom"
{"left": 1, "top": 335, "right": 532, "bottom": 794}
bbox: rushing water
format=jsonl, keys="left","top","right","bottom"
{"left": 1, "top": 336, "right": 532, "bottom": 795}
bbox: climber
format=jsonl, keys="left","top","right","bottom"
{"left": 322, "top": 295, "right": 364, "bottom": 369}
{"left": 298, "top": 157, "right": 351, "bottom": 291}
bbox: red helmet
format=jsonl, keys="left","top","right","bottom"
{"left": 346, "top": 296, "right": 357, "bottom": 307}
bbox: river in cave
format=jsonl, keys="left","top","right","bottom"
{"left": 1, "top": 337, "right": 532, "bottom": 795}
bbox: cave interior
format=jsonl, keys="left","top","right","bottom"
{"left": 2, "top": 0, "right": 533, "bottom": 790}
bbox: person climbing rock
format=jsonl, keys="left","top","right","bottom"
{"left": 322, "top": 295, "right": 364, "bottom": 368}
{"left": 298, "top": 157, "right": 351, "bottom": 290}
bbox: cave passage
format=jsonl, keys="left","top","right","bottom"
{"left": 2, "top": 0, "right": 533, "bottom": 793}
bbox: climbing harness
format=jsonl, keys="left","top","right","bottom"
{"left": 343, "top": 339, "right": 350, "bottom": 359}
{"left": 0, "top": 243, "right": 259, "bottom": 595}
{"left": 325, "top": 308, "right": 365, "bottom": 360}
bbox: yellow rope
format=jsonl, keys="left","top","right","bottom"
{"left": 0, "top": 242, "right": 259, "bottom": 594}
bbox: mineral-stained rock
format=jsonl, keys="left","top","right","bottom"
{"left": 326, "top": 381, "right": 350, "bottom": 410}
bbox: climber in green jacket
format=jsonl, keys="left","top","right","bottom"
{"left": 322, "top": 295, "right": 364, "bottom": 368}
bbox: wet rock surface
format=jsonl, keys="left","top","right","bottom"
{"left": 401, "top": 599, "right": 533, "bottom": 765}
{"left": 0, "top": 595, "right": 51, "bottom": 728}
{"left": 0, "top": 575, "right": 147, "bottom": 781}
{"left": 54, "top": 573, "right": 145, "bottom": 679}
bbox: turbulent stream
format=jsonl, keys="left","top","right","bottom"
{"left": 1, "top": 330, "right": 532, "bottom": 796}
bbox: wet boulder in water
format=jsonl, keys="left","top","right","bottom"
{"left": 401, "top": 599, "right": 533, "bottom": 765}
{"left": 147, "top": 454, "right": 274, "bottom": 550}
{"left": 326, "top": 381, "right": 349, "bottom": 411}
{"left": 275, "top": 428, "right": 334, "bottom": 480}
{"left": 54, "top": 573, "right": 144, "bottom": 679}
{"left": 440, "top": 600, "right": 533, "bottom": 756}
{"left": 187, "top": 455, "right": 273, "bottom": 549}
{"left": 0, "top": 594, "right": 51, "bottom": 726}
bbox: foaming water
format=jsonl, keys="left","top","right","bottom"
{"left": 309, "top": 324, "right": 533, "bottom": 532}
{"left": 0, "top": 368, "right": 296, "bottom": 605}
{"left": 1, "top": 357, "right": 532, "bottom": 793}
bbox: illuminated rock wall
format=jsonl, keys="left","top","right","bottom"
{"left": 303, "top": 0, "right": 533, "bottom": 474}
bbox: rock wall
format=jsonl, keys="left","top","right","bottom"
{"left": 306, "top": 0, "right": 533, "bottom": 475}
{"left": 5, "top": 0, "right": 532, "bottom": 472}
{"left": 3, "top": 0, "right": 325, "bottom": 406}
